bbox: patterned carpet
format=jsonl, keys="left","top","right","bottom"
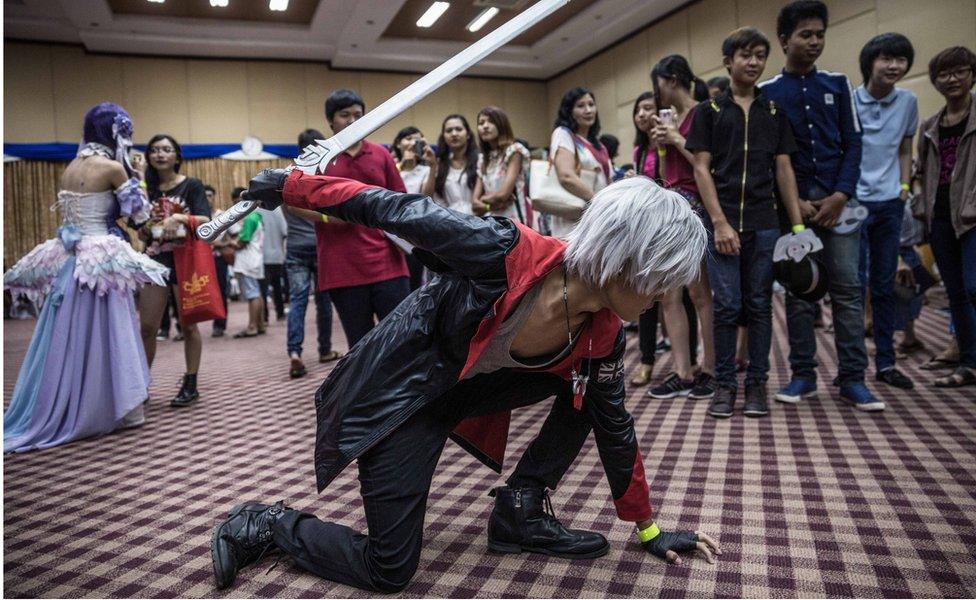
{"left": 4, "top": 295, "right": 976, "bottom": 598}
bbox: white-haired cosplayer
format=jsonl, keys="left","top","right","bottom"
{"left": 210, "top": 170, "right": 721, "bottom": 594}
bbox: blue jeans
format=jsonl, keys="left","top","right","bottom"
{"left": 786, "top": 185, "right": 868, "bottom": 385}
{"left": 707, "top": 227, "right": 779, "bottom": 389}
{"left": 929, "top": 218, "right": 976, "bottom": 369}
{"left": 859, "top": 198, "right": 904, "bottom": 371}
{"left": 286, "top": 249, "right": 334, "bottom": 357}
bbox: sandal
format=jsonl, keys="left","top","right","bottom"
{"left": 934, "top": 367, "right": 976, "bottom": 388}
{"left": 233, "top": 330, "right": 258, "bottom": 338}
{"left": 896, "top": 339, "right": 926, "bottom": 355}
{"left": 920, "top": 356, "right": 959, "bottom": 371}
{"left": 630, "top": 364, "right": 654, "bottom": 387}
{"left": 319, "top": 351, "right": 344, "bottom": 363}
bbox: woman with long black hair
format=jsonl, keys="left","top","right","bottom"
{"left": 646, "top": 55, "right": 716, "bottom": 402}
{"left": 429, "top": 114, "right": 479, "bottom": 215}
{"left": 139, "top": 134, "right": 212, "bottom": 407}
{"left": 548, "top": 86, "right": 611, "bottom": 239}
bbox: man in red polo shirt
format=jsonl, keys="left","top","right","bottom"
{"left": 316, "top": 89, "right": 411, "bottom": 347}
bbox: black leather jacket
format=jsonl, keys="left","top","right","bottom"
{"left": 284, "top": 172, "right": 654, "bottom": 522}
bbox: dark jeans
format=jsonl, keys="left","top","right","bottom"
{"left": 929, "top": 218, "right": 976, "bottom": 369}
{"left": 213, "top": 253, "right": 230, "bottom": 331}
{"left": 638, "top": 304, "right": 659, "bottom": 365}
{"left": 329, "top": 276, "right": 411, "bottom": 348}
{"left": 786, "top": 184, "right": 868, "bottom": 385}
{"left": 271, "top": 369, "right": 588, "bottom": 593}
{"left": 859, "top": 198, "right": 904, "bottom": 371}
{"left": 260, "top": 263, "right": 288, "bottom": 320}
{"left": 286, "top": 250, "right": 333, "bottom": 357}
{"left": 707, "top": 227, "right": 779, "bottom": 389}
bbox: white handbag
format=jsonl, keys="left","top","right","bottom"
{"left": 528, "top": 142, "right": 600, "bottom": 220}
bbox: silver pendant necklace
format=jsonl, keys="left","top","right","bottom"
{"left": 563, "top": 267, "right": 592, "bottom": 407}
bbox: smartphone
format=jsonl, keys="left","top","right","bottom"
{"left": 413, "top": 139, "right": 426, "bottom": 165}
{"left": 658, "top": 108, "right": 676, "bottom": 129}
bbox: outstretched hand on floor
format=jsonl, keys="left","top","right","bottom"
{"left": 643, "top": 530, "right": 721, "bottom": 565}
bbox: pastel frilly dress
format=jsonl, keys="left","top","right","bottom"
{"left": 3, "top": 180, "right": 169, "bottom": 453}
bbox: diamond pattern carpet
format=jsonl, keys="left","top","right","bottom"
{"left": 4, "top": 295, "right": 976, "bottom": 597}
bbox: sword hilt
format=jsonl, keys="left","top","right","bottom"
{"left": 197, "top": 199, "right": 258, "bottom": 243}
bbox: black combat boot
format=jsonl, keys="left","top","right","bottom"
{"left": 171, "top": 373, "right": 199, "bottom": 407}
{"left": 211, "top": 501, "right": 288, "bottom": 589}
{"left": 486, "top": 486, "right": 609, "bottom": 559}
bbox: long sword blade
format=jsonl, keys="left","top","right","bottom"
{"left": 296, "top": 0, "right": 570, "bottom": 173}
{"left": 198, "top": 0, "right": 570, "bottom": 243}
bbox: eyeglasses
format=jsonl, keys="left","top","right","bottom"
{"left": 935, "top": 67, "right": 973, "bottom": 83}
{"left": 148, "top": 146, "right": 175, "bottom": 154}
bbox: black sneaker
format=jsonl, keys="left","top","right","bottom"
{"left": 743, "top": 384, "right": 769, "bottom": 418}
{"left": 649, "top": 373, "right": 694, "bottom": 399}
{"left": 688, "top": 372, "right": 715, "bottom": 399}
{"left": 876, "top": 367, "right": 914, "bottom": 390}
{"left": 708, "top": 387, "right": 735, "bottom": 418}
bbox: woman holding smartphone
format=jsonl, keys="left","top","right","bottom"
{"left": 646, "top": 55, "right": 716, "bottom": 401}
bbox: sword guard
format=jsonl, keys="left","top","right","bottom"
{"left": 294, "top": 141, "right": 336, "bottom": 174}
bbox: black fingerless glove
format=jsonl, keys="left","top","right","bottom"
{"left": 243, "top": 168, "right": 290, "bottom": 210}
{"left": 641, "top": 530, "right": 699, "bottom": 560}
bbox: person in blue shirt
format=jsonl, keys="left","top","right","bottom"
{"left": 760, "top": 0, "right": 881, "bottom": 411}
{"left": 854, "top": 33, "right": 918, "bottom": 391}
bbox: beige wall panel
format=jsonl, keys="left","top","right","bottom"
{"left": 503, "top": 80, "right": 549, "bottom": 147}
{"left": 303, "top": 63, "right": 360, "bottom": 130}
{"left": 362, "top": 71, "right": 417, "bottom": 144}
{"left": 613, "top": 33, "right": 650, "bottom": 107}
{"left": 823, "top": 0, "right": 874, "bottom": 25}
{"left": 878, "top": 0, "right": 976, "bottom": 81}
{"left": 246, "top": 62, "right": 307, "bottom": 144}
{"left": 121, "top": 56, "right": 190, "bottom": 143}
{"left": 186, "top": 60, "right": 249, "bottom": 143}
{"left": 583, "top": 52, "right": 617, "bottom": 134}
{"left": 647, "top": 11, "right": 691, "bottom": 70}
{"left": 734, "top": 0, "right": 786, "bottom": 75}
{"left": 548, "top": 71, "right": 579, "bottom": 119}
{"left": 616, "top": 101, "right": 636, "bottom": 164}
{"left": 818, "top": 11, "right": 876, "bottom": 84}
{"left": 698, "top": 65, "right": 728, "bottom": 86}
{"left": 4, "top": 43, "right": 56, "bottom": 142}
{"left": 899, "top": 75, "right": 945, "bottom": 128}
{"left": 52, "top": 46, "right": 126, "bottom": 143}
{"left": 412, "top": 82, "right": 460, "bottom": 142}
{"left": 689, "top": 0, "right": 738, "bottom": 75}
{"left": 459, "top": 76, "right": 506, "bottom": 112}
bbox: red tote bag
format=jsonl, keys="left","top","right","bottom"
{"left": 172, "top": 216, "right": 227, "bottom": 326}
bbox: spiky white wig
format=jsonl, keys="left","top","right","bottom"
{"left": 564, "top": 176, "right": 708, "bottom": 296}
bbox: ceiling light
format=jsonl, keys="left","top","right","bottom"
{"left": 416, "top": 2, "right": 449, "bottom": 28}
{"left": 269, "top": 0, "right": 288, "bottom": 11}
{"left": 147, "top": 0, "right": 164, "bottom": 3}
{"left": 210, "top": 0, "right": 228, "bottom": 6}
{"left": 466, "top": 7, "right": 498, "bottom": 32}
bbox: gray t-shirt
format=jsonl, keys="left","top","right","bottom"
{"left": 258, "top": 207, "right": 288, "bottom": 265}
{"left": 463, "top": 282, "right": 580, "bottom": 379}
{"left": 284, "top": 207, "right": 317, "bottom": 255}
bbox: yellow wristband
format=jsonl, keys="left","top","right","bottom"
{"left": 900, "top": 182, "right": 910, "bottom": 192}
{"left": 320, "top": 214, "right": 329, "bottom": 224}
{"left": 792, "top": 224, "right": 806, "bottom": 234}
{"left": 485, "top": 203, "right": 492, "bottom": 211}
{"left": 637, "top": 522, "right": 661, "bottom": 543}
{"left": 138, "top": 180, "right": 148, "bottom": 190}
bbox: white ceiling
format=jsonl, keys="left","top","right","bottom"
{"left": 3, "top": 0, "right": 687, "bottom": 80}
